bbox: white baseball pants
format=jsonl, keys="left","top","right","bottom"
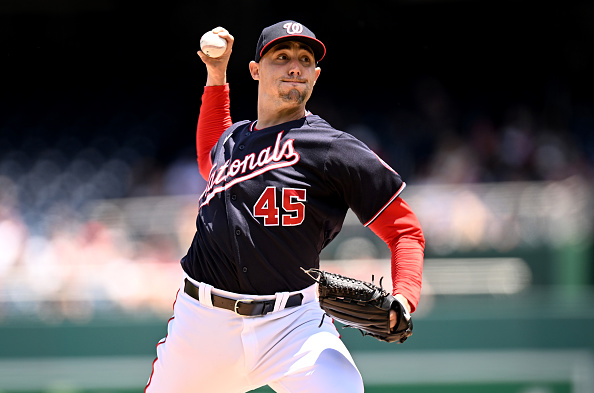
{"left": 145, "top": 276, "right": 364, "bottom": 393}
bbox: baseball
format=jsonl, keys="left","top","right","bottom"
{"left": 200, "top": 31, "right": 227, "bottom": 58}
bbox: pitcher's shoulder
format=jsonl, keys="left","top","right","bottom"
{"left": 303, "top": 114, "right": 343, "bottom": 134}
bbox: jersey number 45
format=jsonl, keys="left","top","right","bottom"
{"left": 253, "top": 186, "right": 306, "bottom": 227}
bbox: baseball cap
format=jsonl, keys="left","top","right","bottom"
{"left": 255, "top": 20, "right": 326, "bottom": 63}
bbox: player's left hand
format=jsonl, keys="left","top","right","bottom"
{"left": 390, "top": 294, "right": 411, "bottom": 329}
{"left": 389, "top": 310, "right": 396, "bottom": 329}
{"left": 306, "top": 268, "right": 414, "bottom": 343}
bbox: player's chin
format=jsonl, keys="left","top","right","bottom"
{"left": 279, "top": 87, "right": 310, "bottom": 105}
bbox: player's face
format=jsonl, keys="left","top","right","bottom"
{"left": 251, "top": 41, "right": 321, "bottom": 106}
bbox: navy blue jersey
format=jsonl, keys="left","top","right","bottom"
{"left": 181, "top": 114, "right": 405, "bottom": 294}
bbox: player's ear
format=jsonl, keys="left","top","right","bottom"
{"left": 249, "top": 61, "right": 260, "bottom": 81}
{"left": 313, "top": 66, "right": 321, "bottom": 85}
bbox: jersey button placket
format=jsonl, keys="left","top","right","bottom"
{"left": 234, "top": 228, "right": 246, "bottom": 273}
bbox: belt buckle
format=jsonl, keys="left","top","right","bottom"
{"left": 234, "top": 298, "right": 254, "bottom": 316}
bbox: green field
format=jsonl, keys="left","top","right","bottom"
{"left": 1, "top": 294, "right": 593, "bottom": 393}
{"left": 0, "top": 383, "right": 573, "bottom": 393}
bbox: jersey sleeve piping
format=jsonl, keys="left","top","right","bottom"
{"left": 363, "top": 182, "right": 407, "bottom": 227}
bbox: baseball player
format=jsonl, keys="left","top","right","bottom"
{"left": 145, "top": 21, "right": 425, "bottom": 393}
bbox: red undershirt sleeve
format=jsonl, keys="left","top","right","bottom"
{"left": 196, "top": 84, "right": 233, "bottom": 180}
{"left": 368, "top": 197, "right": 425, "bottom": 312}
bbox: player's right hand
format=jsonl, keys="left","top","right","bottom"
{"left": 198, "top": 27, "right": 234, "bottom": 86}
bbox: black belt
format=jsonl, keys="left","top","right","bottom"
{"left": 184, "top": 279, "right": 303, "bottom": 317}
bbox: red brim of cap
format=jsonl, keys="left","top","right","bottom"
{"left": 258, "top": 35, "right": 326, "bottom": 62}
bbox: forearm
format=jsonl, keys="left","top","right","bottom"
{"left": 206, "top": 67, "right": 227, "bottom": 86}
{"left": 195, "top": 27, "right": 234, "bottom": 179}
{"left": 368, "top": 197, "right": 425, "bottom": 312}
{"left": 390, "top": 236, "right": 424, "bottom": 312}
{"left": 196, "top": 84, "right": 232, "bottom": 179}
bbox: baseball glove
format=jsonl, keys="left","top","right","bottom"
{"left": 302, "top": 268, "right": 413, "bottom": 343}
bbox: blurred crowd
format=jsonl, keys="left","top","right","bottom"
{"left": 340, "top": 77, "right": 594, "bottom": 185}
{"left": 0, "top": 75, "right": 593, "bottom": 319}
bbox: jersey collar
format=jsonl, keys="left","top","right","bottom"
{"left": 251, "top": 110, "right": 312, "bottom": 132}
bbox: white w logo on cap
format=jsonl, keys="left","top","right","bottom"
{"left": 283, "top": 22, "right": 303, "bottom": 34}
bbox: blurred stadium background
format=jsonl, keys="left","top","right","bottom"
{"left": 1, "top": 0, "right": 593, "bottom": 392}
